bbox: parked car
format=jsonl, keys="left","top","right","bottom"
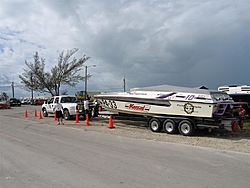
{"left": 0, "top": 100, "right": 11, "bottom": 109}
{"left": 9, "top": 98, "right": 21, "bottom": 106}
{"left": 33, "top": 99, "right": 45, "bottom": 105}
{"left": 21, "top": 98, "right": 30, "bottom": 104}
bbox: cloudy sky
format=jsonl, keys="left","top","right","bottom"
{"left": 0, "top": 0, "right": 249, "bottom": 98}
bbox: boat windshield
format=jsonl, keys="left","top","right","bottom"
{"left": 211, "top": 93, "right": 232, "bottom": 102}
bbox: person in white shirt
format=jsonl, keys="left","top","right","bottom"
{"left": 84, "top": 97, "right": 90, "bottom": 116}
{"left": 53, "top": 99, "right": 64, "bottom": 125}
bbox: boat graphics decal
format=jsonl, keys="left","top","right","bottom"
{"left": 97, "top": 97, "right": 171, "bottom": 107}
{"left": 184, "top": 103, "right": 194, "bottom": 114}
{"left": 157, "top": 92, "right": 176, "bottom": 99}
{"left": 99, "top": 99, "right": 117, "bottom": 109}
{"left": 177, "top": 102, "right": 202, "bottom": 114}
{"left": 125, "top": 103, "right": 151, "bottom": 112}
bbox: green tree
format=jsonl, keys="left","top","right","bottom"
{"left": 0, "top": 92, "right": 8, "bottom": 100}
{"left": 19, "top": 48, "right": 90, "bottom": 96}
{"left": 61, "top": 89, "right": 68, "bottom": 95}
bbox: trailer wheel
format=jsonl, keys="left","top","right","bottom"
{"left": 238, "top": 120, "right": 244, "bottom": 129}
{"left": 163, "top": 119, "right": 177, "bottom": 134}
{"left": 178, "top": 120, "right": 195, "bottom": 136}
{"left": 149, "top": 118, "right": 162, "bottom": 132}
{"left": 231, "top": 121, "right": 237, "bottom": 132}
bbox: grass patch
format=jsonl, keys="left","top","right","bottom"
{"left": 244, "top": 121, "right": 250, "bottom": 131}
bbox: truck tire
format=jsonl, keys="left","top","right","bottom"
{"left": 63, "top": 109, "right": 71, "bottom": 120}
{"left": 42, "top": 108, "right": 48, "bottom": 117}
{"left": 163, "top": 119, "right": 177, "bottom": 134}
{"left": 178, "top": 120, "right": 195, "bottom": 136}
{"left": 149, "top": 118, "right": 162, "bottom": 132}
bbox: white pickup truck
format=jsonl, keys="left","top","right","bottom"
{"left": 42, "top": 95, "right": 87, "bottom": 120}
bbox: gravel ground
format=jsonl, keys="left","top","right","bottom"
{"left": 11, "top": 112, "right": 250, "bottom": 154}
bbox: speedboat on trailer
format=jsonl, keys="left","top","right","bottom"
{"left": 94, "top": 84, "right": 248, "bottom": 136}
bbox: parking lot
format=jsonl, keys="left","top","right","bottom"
{"left": 3, "top": 104, "right": 250, "bottom": 153}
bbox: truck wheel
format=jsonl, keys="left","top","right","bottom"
{"left": 42, "top": 108, "right": 48, "bottom": 117}
{"left": 149, "top": 118, "right": 162, "bottom": 132}
{"left": 163, "top": 119, "right": 177, "bottom": 134}
{"left": 178, "top": 120, "right": 195, "bottom": 136}
{"left": 64, "top": 110, "right": 71, "bottom": 120}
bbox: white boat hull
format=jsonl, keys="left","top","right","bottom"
{"left": 100, "top": 99, "right": 215, "bottom": 118}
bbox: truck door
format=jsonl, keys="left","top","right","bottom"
{"left": 52, "top": 97, "right": 60, "bottom": 112}
{"left": 47, "top": 98, "right": 55, "bottom": 113}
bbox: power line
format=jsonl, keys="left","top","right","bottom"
{"left": 0, "top": 84, "right": 24, "bottom": 88}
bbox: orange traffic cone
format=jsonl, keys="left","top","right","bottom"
{"left": 25, "top": 110, "right": 28, "bottom": 118}
{"left": 75, "top": 112, "right": 79, "bottom": 123}
{"left": 108, "top": 115, "right": 115, "bottom": 129}
{"left": 39, "top": 111, "right": 43, "bottom": 119}
{"left": 85, "top": 113, "right": 90, "bottom": 126}
{"left": 34, "top": 109, "right": 37, "bottom": 117}
{"left": 54, "top": 112, "right": 57, "bottom": 121}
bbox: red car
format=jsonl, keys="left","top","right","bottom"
{"left": 33, "top": 99, "right": 45, "bottom": 105}
{"left": 0, "top": 100, "right": 11, "bottom": 109}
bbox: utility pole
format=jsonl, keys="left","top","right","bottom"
{"left": 11, "top": 82, "right": 14, "bottom": 98}
{"left": 123, "top": 78, "right": 126, "bottom": 92}
{"left": 84, "top": 65, "right": 96, "bottom": 98}
{"left": 84, "top": 65, "right": 87, "bottom": 97}
{"left": 31, "top": 73, "right": 33, "bottom": 101}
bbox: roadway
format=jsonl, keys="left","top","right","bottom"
{"left": 0, "top": 105, "right": 250, "bottom": 188}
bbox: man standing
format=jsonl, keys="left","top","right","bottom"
{"left": 53, "top": 99, "right": 64, "bottom": 125}
{"left": 84, "top": 97, "right": 90, "bottom": 116}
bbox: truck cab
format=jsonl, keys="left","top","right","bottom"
{"left": 42, "top": 96, "right": 79, "bottom": 120}
{"left": 42, "top": 95, "right": 98, "bottom": 120}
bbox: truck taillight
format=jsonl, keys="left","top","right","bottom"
{"left": 76, "top": 105, "right": 80, "bottom": 110}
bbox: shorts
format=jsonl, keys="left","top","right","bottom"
{"left": 85, "top": 109, "right": 89, "bottom": 114}
{"left": 56, "top": 110, "right": 63, "bottom": 118}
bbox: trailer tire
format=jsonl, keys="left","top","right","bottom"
{"left": 178, "top": 120, "right": 195, "bottom": 136}
{"left": 231, "top": 121, "right": 237, "bottom": 132}
{"left": 239, "top": 120, "right": 244, "bottom": 129}
{"left": 149, "top": 118, "right": 162, "bottom": 132}
{"left": 163, "top": 119, "right": 177, "bottom": 134}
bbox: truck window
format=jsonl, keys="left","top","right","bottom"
{"left": 48, "top": 98, "right": 54, "bottom": 104}
{"left": 60, "top": 97, "right": 76, "bottom": 103}
{"left": 61, "top": 98, "right": 66, "bottom": 103}
{"left": 55, "top": 97, "right": 59, "bottom": 102}
{"left": 68, "top": 97, "right": 76, "bottom": 103}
